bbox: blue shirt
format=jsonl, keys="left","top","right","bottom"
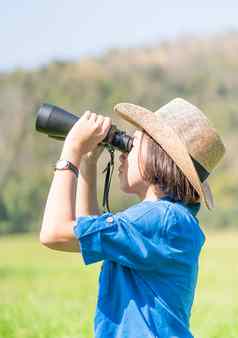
{"left": 73, "top": 195, "right": 205, "bottom": 338}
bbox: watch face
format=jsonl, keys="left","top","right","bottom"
{"left": 56, "top": 160, "right": 69, "bottom": 169}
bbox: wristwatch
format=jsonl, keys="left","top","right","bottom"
{"left": 54, "top": 159, "right": 79, "bottom": 178}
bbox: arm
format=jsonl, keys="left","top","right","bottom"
{"left": 76, "top": 150, "right": 102, "bottom": 216}
{"left": 39, "top": 147, "right": 83, "bottom": 252}
{"left": 39, "top": 111, "right": 111, "bottom": 252}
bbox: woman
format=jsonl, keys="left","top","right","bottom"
{"left": 40, "top": 98, "right": 226, "bottom": 337}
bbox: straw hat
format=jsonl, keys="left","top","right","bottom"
{"left": 114, "top": 98, "right": 226, "bottom": 210}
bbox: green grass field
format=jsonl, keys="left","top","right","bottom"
{"left": 0, "top": 231, "right": 237, "bottom": 338}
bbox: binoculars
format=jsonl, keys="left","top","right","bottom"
{"left": 35, "top": 104, "right": 134, "bottom": 153}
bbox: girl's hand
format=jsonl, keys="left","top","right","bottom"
{"left": 83, "top": 144, "right": 105, "bottom": 166}
{"left": 78, "top": 145, "right": 105, "bottom": 179}
{"left": 62, "top": 111, "right": 112, "bottom": 161}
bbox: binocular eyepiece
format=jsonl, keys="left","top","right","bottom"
{"left": 35, "top": 104, "right": 133, "bottom": 153}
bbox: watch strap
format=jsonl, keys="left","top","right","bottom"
{"left": 54, "top": 160, "right": 79, "bottom": 178}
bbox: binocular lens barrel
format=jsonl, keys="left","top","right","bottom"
{"left": 35, "top": 104, "right": 78, "bottom": 140}
{"left": 35, "top": 103, "right": 133, "bottom": 153}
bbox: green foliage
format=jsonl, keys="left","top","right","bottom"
{"left": 0, "top": 174, "right": 49, "bottom": 234}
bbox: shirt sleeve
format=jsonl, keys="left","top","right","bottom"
{"left": 73, "top": 211, "right": 171, "bottom": 271}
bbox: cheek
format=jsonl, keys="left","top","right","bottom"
{"left": 127, "top": 152, "right": 141, "bottom": 184}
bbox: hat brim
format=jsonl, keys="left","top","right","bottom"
{"left": 114, "top": 102, "right": 214, "bottom": 210}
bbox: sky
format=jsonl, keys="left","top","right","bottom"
{"left": 1, "top": 1, "right": 238, "bottom": 72}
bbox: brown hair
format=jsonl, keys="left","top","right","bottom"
{"left": 138, "top": 131, "right": 200, "bottom": 204}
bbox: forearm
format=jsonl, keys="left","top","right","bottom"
{"left": 40, "top": 147, "right": 81, "bottom": 238}
{"left": 40, "top": 169, "right": 77, "bottom": 239}
{"left": 40, "top": 146, "right": 100, "bottom": 239}
{"left": 77, "top": 161, "right": 100, "bottom": 216}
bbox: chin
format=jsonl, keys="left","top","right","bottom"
{"left": 119, "top": 178, "right": 131, "bottom": 193}
{"left": 119, "top": 181, "right": 137, "bottom": 195}
{"left": 119, "top": 183, "right": 130, "bottom": 194}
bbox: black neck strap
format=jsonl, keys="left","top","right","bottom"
{"left": 102, "top": 145, "right": 115, "bottom": 212}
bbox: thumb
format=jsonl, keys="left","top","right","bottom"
{"left": 84, "top": 144, "right": 105, "bottom": 162}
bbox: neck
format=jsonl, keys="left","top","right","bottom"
{"left": 137, "top": 184, "right": 166, "bottom": 202}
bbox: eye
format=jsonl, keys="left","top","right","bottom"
{"left": 130, "top": 138, "right": 136, "bottom": 150}
{"left": 128, "top": 141, "right": 134, "bottom": 153}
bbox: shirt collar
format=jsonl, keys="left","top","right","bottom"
{"left": 142, "top": 195, "right": 201, "bottom": 217}
{"left": 159, "top": 195, "right": 201, "bottom": 217}
{"left": 185, "top": 202, "right": 201, "bottom": 216}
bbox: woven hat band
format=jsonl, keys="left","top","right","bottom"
{"left": 190, "top": 156, "right": 210, "bottom": 182}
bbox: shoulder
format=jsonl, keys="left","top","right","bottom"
{"left": 163, "top": 201, "right": 206, "bottom": 250}
{"left": 114, "top": 199, "right": 173, "bottom": 239}
{"left": 116, "top": 199, "right": 205, "bottom": 245}
{"left": 117, "top": 199, "right": 170, "bottom": 222}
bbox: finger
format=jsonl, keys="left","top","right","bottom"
{"left": 95, "top": 115, "right": 104, "bottom": 128}
{"left": 89, "top": 112, "right": 97, "bottom": 122}
{"left": 85, "top": 144, "right": 105, "bottom": 162}
{"left": 96, "top": 114, "right": 104, "bottom": 123}
{"left": 101, "top": 117, "right": 112, "bottom": 134}
{"left": 81, "top": 110, "right": 91, "bottom": 120}
{"left": 97, "top": 118, "right": 111, "bottom": 140}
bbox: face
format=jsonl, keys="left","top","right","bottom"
{"left": 118, "top": 130, "right": 149, "bottom": 197}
